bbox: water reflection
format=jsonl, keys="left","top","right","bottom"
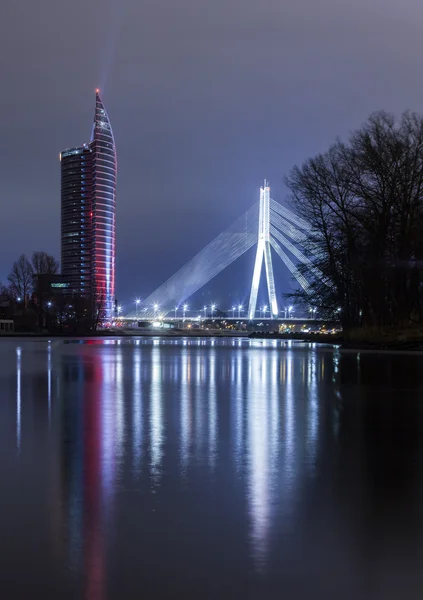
{"left": 208, "top": 350, "right": 218, "bottom": 470}
{"left": 180, "top": 350, "right": 192, "bottom": 471}
{"left": 4, "top": 339, "right": 423, "bottom": 598}
{"left": 132, "top": 347, "right": 142, "bottom": 474}
{"left": 247, "top": 351, "right": 276, "bottom": 570}
{"left": 47, "top": 342, "right": 52, "bottom": 423}
{"left": 150, "top": 346, "right": 164, "bottom": 487}
{"left": 16, "top": 346, "right": 21, "bottom": 452}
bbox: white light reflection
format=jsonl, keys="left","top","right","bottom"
{"left": 132, "top": 347, "right": 142, "bottom": 475}
{"left": 208, "top": 349, "right": 218, "bottom": 469}
{"left": 180, "top": 350, "right": 192, "bottom": 472}
{"left": 115, "top": 348, "right": 125, "bottom": 463}
{"left": 47, "top": 342, "right": 52, "bottom": 423}
{"left": 195, "top": 354, "right": 205, "bottom": 456}
{"left": 233, "top": 350, "right": 245, "bottom": 472}
{"left": 150, "top": 346, "right": 164, "bottom": 487}
{"left": 332, "top": 349, "right": 342, "bottom": 438}
{"left": 285, "top": 351, "right": 295, "bottom": 467}
{"left": 16, "top": 347, "right": 22, "bottom": 452}
{"left": 247, "top": 350, "right": 280, "bottom": 571}
{"left": 277, "top": 350, "right": 298, "bottom": 533}
{"left": 306, "top": 351, "right": 319, "bottom": 476}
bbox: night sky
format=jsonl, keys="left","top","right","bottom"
{"left": 1, "top": 0, "right": 422, "bottom": 309}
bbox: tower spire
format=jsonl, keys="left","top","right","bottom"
{"left": 248, "top": 180, "right": 278, "bottom": 319}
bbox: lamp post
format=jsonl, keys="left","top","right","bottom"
{"left": 231, "top": 306, "right": 236, "bottom": 318}
{"left": 153, "top": 303, "right": 159, "bottom": 317}
{"left": 238, "top": 304, "right": 243, "bottom": 319}
{"left": 288, "top": 305, "right": 293, "bottom": 318}
{"left": 211, "top": 304, "right": 216, "bottom": 319}
{"left": 135, "top": 298, "right": 141, "bottom": 316}
{"left": 174, "top": 305, "right": 178, "bottom": 319}
{"left": 263, "top": 304, "right": 268, "bottom": 319}
{"left": 203, "top": 305, "right": 207, "bottom": 319}
{"left": 183, "top": 303, "right": 188, "bottom": 320}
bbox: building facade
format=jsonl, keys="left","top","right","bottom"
{"left": 60, "top": 145, "right": 93, "bottom": 295}
{"left": 60, "top": 90, "right": 116, "bottom": 318}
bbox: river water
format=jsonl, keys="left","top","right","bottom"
{"left": 0, "top": 337, "right": 423, "bottom": 599}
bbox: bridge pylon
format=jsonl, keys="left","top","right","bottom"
{"left": 248, "top": 180, "right": 278, "bottom": 319}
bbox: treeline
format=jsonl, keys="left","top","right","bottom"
{"left": 1, "top": 251, "right": 59, "bottom": 305}
{"left": 286, "top": 111, "right": 423, "bottom": 338}
{"left": 0, "top": 251, "right": 104, "bottom": 333}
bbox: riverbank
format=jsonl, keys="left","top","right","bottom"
{"left": 0, "top": 328, "right": 249, "bottom": 339}
{"left": 4, "top": 329, "right": 423, "bottom": 350}
{"left": 249, "top": 331, "right": 423, "bottom": 351}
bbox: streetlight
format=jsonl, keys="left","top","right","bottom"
{"left": 17, "top": 297, "right": 21, "bottom": 303}
{"left": 231, "top": 306, "right": 236, "bottom": 318}
{"left": 183, "top": 303, "right": 188, "bottom": 320}
{"left": 153, "top": 303, "right": 159, "bottom": 316}
{"left": 238, "top": 304, "right": 243, "bottom": 318}
{"left": 288, "top": 305, "right": 293, "bottom": 318}
{"left": 203, "top": 305, "right": 207, "bottom": 319}
{"left": 117, "top": 305, "right": 122, "bottom": 315}
{"left": 135, "top": 298, "right": 141, "bottom": 316}
{"left": 211, "top": 304, "right": 216, "bottom": 319}
{"left": 263, "top": 304, "right": 268, "bottom": 319}
{"left": 174, "top": 305, "right": 179, "bottom": 319}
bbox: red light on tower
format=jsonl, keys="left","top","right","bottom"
{"left": 95, "top": 88, "right": 100, "bottom": 94}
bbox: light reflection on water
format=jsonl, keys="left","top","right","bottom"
{"left": 2, "top": 337, "right": 423, "bottom": 599}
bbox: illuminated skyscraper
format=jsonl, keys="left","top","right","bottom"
{"left": 60, "top": 144, "right": 93, "bottom": 296}
{"left": 60, "top": 90, "right": 116, "bottom": 317}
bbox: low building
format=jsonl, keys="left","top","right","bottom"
{"left": 0, "top": 319, "right": 14, "bottom": 334}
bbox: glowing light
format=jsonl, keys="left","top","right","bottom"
{"left": 16, "top": 347, "right": 21, "bottom": 452}
{"left": 150, "top": 346, "right": 164, "bottom": 487}
{"left": 248, "top": 182, "right": 278, "bottom": 319}
{"left": 124, "top": 183, "right": 314, "bottom": 319}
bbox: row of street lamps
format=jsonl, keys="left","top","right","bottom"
{"left": 130, "top": 300, "right": 309, "bottom": 319}
{"left": 43, "top": 298, "right": 322, "bottom": 321}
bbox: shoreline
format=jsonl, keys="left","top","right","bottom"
{"left": 249, "top": 331, "right": 423, "bottom": 351}
{"left": 3, "top": 330, "right": 423, "bottom": 351}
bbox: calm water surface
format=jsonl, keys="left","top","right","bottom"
{"left": 0, "top": 337, "right": 423, "bottom": 599}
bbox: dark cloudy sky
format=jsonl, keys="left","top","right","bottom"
{"left": 1, "top": 0, "right": 422, "bottom": 308}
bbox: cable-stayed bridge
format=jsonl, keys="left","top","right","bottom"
{"left": 126, "top": 181, "right": 319, "bottom": 320}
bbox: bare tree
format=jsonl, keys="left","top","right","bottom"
{"left": 31, "top": 251, "right": 59, "bottom": 275}
{"left": 285, "top": 110, "right": 423, "bottom": 338}
{"left": 8, "top": 254, "right": 33, "bottom": 307}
